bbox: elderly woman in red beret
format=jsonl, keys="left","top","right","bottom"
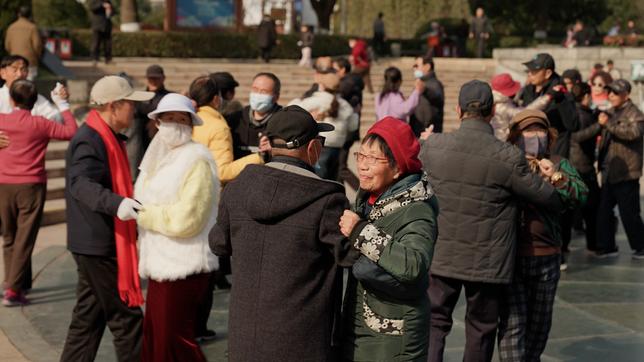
{"left": 339, "top": 117, "right": 438, "bottom": 361}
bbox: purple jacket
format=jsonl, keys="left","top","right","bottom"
{"left": 375, "top": 89, "right": 420, "bottom": 122}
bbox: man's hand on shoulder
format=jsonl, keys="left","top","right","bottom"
{"left": 420, "top": 125, "right": 434, "bottom": 141}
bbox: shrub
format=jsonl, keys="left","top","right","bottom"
{"left": 69, "top": 30, "right": 352, "bottom": 59}
{"left": 33, "top": 0, "right": 90, "bottom": 29}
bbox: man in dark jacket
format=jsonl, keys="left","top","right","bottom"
{"left": 210, "top": 105, "right": 357, "bottom": 361}
{"left": 88, "top": 0, "right": 113, "bottom": 64}
{"left": 257, "top": 14, "right": 277, "bottom": 63}
{"left": 333, "top": 57, "right": 364, "bottom": 189}
{"left": 126, "top": 64, "right": 171, "bottom": 180}
{"left": 519, "top": 53, "right": 580, "bottom": 158}
{"left": 60, "top": 76, "right": 153, "bottom": 362}
{"left": 575, "top": 79, "right": 644, "bottom": 258}
{"left": 469, "top": 7, "right": 493, "bottom": 58}
{"left": 568, "top": 82, "right": 601, "bottom": 254}
{"left": 410, "top": 55, "right": 444, "bottom": 135}
{"left": 520, "top": 53, "right": 580, "bottom": 271}
{"left": 420, "top": 80, "right": 562, "bottom": 362}
{"left": 226, "top": 72, "right": 282, "bottom": 160}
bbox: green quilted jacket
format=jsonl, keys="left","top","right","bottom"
{"left": 342, "top": 173, "right": 438, "bottom": 362}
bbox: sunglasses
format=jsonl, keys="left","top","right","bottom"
{"left": 592, "top": 82, "right": 605, "bottom": 87}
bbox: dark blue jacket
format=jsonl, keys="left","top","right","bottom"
{"left": 65, "top": 124, "right": 124, "bottom": 256}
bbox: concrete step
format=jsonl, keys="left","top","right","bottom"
{"left": 45, "top": 141, "right": 69, "bottom": 161}
{"left": 45, "top": 159, "right": 66, "bottom": 179}
{"left": 42, "top": 199, "right": 66, "bottom": 226}
{"left": 46, "top": 177, "right": 65, "bottom": 201}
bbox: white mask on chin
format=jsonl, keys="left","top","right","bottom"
{"left": 156, "top": 122, "right": 192, "bottom": 148}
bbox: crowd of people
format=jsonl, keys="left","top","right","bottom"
{"left": 0, "top": 8, "right": 643, "bottom": 359}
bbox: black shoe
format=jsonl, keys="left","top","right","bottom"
{"left": 196, "top": 329, "right": 217, "bottom": 343}
{"left": 214, "top": 272, "right": 231, "bottom": 290}
{"left": 632, "top": 250, "right": 644, "bottom": 260}
{"left": 593, "top": 249, "right": 619, "bottom": 259}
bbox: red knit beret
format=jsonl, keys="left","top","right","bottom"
{"left": 366, "top": 117, "right": 422, "bottom": 174}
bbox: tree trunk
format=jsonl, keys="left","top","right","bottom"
{"left": 311, "top": 0, "right": 336, "bottom": 31}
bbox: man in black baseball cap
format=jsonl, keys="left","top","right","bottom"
{"left": 128, "top": 64, "right": 172, "bottom": 180}
{"left": 522, "top": 53, "right": 555, "bottom": 72}
{"left": 458, "top": 79, "right": 494, "bottom": 117}
{"left": 210, "top": 105, "right": 356, "bottom": 361}
{"left": 265, "top": 105, "right": 334, "bottom": 150}
{"left": 420, "top": 79, "right": 562, "bottom": 361}
{"left": 519, "top": 52, "right": 579, "bottom": 158}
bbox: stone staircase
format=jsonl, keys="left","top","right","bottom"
{"left": 41, "top": 57, "right": 496, "bottom": 225}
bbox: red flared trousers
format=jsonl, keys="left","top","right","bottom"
{"left": 142, "top": 273, "right": 210, "bottom": 362}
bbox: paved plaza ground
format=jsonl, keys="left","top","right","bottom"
{"left": 1, "top": 197, "right": 644, "bottom": 361}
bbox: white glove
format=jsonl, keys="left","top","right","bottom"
{"left": 51, "top": 82, "right": 70, "bottom": 111}
{"left": 117, "top": 198, "right": 143, "bottom": 221}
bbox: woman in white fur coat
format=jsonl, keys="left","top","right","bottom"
{"left": 134, "top": 93, "right": 219, "bottom": 362}
{"left": 288, "top": 72, "right": 358, "bottom": 180}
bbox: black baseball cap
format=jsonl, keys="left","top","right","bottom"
{"left": 523, "top": 53, "right": 555, "bottom": 71}
{"left": 265, "top": 105, "right": 334, "bottom": 149}
{"left": 458, "top": 80, "right": 494, "bottom": 114}
{"left": 146, "top": 64, "right": 165, "bottom": 78}
{"left": 210, "top": 72, "right": 239, "bottom": 90}
{"left": 605, "top": 79, "right": 631, "bottom": 94}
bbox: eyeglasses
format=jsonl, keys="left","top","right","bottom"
{"left": 354, "top": 152, "right": 389, "bottom": 166}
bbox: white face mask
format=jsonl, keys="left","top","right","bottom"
{"left": 156, "top": 122, "right": 192, "bottom": 148}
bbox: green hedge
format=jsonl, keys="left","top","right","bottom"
{"left": 70, "top": 29, "right": 352, "bottom": 59}
{"left": 68, "top": 29, "right": 644, "bottom": 59}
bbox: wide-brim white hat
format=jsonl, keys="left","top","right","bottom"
{"left": 147, "top": 93, "right": 203, "bottom": 126}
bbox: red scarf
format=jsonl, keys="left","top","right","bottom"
{"left": 86, "top": 110, "right": 144, "bottom": 307}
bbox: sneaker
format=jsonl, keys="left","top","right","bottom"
{"left": 2, "top": 289, "right": 29, "bottom": 307}
{"left": 593, "top": 249, "right": 619, "bottom": 259}
{"left": 632, "top": 250, "right": 644, "bottom": 260}
{"left": 560, "top": 262, "right": 568, "bottom": 271}
{"left": 195, "top": 329, "right": 217, "bottom": 343}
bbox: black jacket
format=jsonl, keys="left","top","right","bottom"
{"left": 410, "top": 71, "right": 445, "bottom": 135}
{"left": 210, "top": 160, "right": 357, "bottom": 361}
{"left": 300, "top": 31, "right": 314, "bottom": 48}
{"left": 65, "top": 124, "right": 124, "bottom": 257}
{"left": 134, "top": 86, "right": 171, "bottom": 150}
{"left": 569, "top": 103, "right": 598, "bottom": 175}
{"left": 338, "top": 73, "right": 364, "bottom": 110}
{"left": 519, "top": 73, "right": 580, "bottom": 157}
{"left": 257, "top": 18, "right": 277, "bottom": 49}
{"left": 226, "top": 104, "right": 282, "bottom": 159}
{"left": 88, "top": 0, "right": 113, "bottom": 32}
{"left": 419, "top": 118, "right": 561, "bottom": 283}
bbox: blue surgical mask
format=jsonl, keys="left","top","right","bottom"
{"left": 414, "top": 70, "right": 424, "bottom": 79}
{"left": 249, "top": 92, "right": 274, "bottom": 113}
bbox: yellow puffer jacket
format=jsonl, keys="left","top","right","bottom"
{"left": 193, "top": 106, "right": 263, "bottom": 185}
